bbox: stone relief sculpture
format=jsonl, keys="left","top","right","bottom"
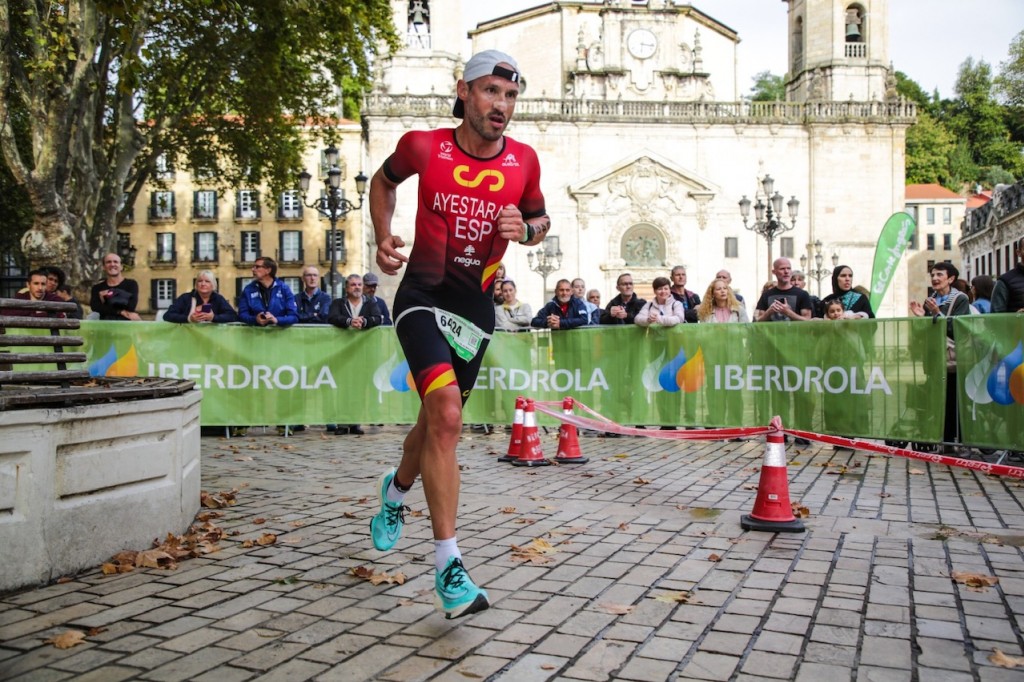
{"left": 622, "top": 226, "right": 666, "bottom": 266}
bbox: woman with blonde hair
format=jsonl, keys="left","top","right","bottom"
{"left": 698, "top": 279, "right": 749, "bottom": 323}
{"left": 163, "top": 270, "right": 238, "bottom": 323}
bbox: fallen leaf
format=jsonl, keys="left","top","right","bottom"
{"left": 989, "top": 648, "right": 1024, "bottom": 668}
{"left": 253, "top": 517, "right": 266, "bottom": 524}
{"left": 540, "top": 664, "right": 556, "bottom": 670}
{"left": 708, "top": 553, "right": 722, "bottom": 562}
{"left": 135, "top": 549, "right": 176, "bottom": 570}
{"left": 349, "top": 566, "right": 407, "bottom": 585}
{"left": 510, "top": 538, "right": 559, "bottom": 564}
{"left": 908, "top": 468, "right": 925, "bottom": 475}
{"left": 633, "top": 477, "right": 650, "bottom": 485}
{"left": 282, "top": 445, "right": 295, "bottom": 450}
{"left": 56, "top": 576, "right": 73, "bottom": 584}
{"left": 86, "top": 627, "right": 107, "bottom": 637}
{"left": 45, "top": 630, "right": 86, "bottom": 649}
{"left": 617, "top": 522, "right": 630, "bottom": 531}
{"left": 409, "top": 510, "right": 424, "bottom": 518}
{"left": 500, "top": 507, "right": 517, "bottom": 514}
{"left": 654, "top": 591, "right": 692, "bottom": 604}
{"left": 514, "top": 518, "right": 536, "bottom": 525}
{"left": 234, "top": 456, "right": 254, "bottom": 462}
{"left": 256, "top": 533, "right": 277, "bottom": 546}
{"left": 951, "top": 571, "right": 999, "bottom": 591}
{"left": 289, "top": 521, "right": 305, "bottom": 528}
{"left": 743, "top": 484, "right": 758, "bottom": 490}
{"left": 342, "top": 512, "right": 357, "bottom": 519}
{"left": 791, "top": 504, "right": 810, "bottom": 518}
{"left": 597, "top": 602, "right": 634, "bottom": 615}
{"left": 879, "top": 492, "right": 892, "bottom": 498}
{"left": 539, "top": 505, "right": 556, "bottom": 510}
{"left": 101, "top": 563, "right": 119, "bottom": 575}
{"left": 612, "top": 454, "right": 629, "bottom": 459}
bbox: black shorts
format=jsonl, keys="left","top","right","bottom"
{"left": 393, "top": 285, "right": 495, "bottom": 404}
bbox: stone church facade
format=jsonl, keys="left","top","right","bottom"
{"left": 363, "top": 0, "right": 916, "bottom": 315}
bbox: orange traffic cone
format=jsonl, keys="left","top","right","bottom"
{"left": 740, "top": 418, "right": 805, "bottom": 533}
{"left": 512, "top": 399, "right": 550, "bottom": 467}
{"left": 499, "top": 396, "right": 526, "bottom": 463}
{"left": 554, "top": 397, "right": 588, "bottom": 464}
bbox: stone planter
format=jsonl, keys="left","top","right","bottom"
{"left": 0, "top": 390, "right": 202, "bottom": 593}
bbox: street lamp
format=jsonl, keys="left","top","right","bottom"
{"left": 800, "top": 240, "right": 839, "bottom": 296}
{"left": 527, "top": 236, "right": 562, "bottom": 297}
{"left": 738, "top": 174, "right": 799, "bottom": 276}
{"left": 297, "top": 145, "right": 367, "bottom": 297}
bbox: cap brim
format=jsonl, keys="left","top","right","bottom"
{"left": 453, "top": 97, "right": 464, "bottom": 119}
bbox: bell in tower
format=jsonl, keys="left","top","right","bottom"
{"left": 845, "top": 8, "right": 862, "bottom": 43}
{"left": 408, "top": 0, "right": 430, "bottom": 48}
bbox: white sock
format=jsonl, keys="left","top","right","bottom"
{"left": 435, "top": 537, "right": 460, "bottom": 572}
{"left": 385, "top": 475, "right": 407, "bottom": 505}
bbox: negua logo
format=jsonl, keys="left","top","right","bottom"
{"left": 642, "top": 347, "right": 705, "bottom": 394}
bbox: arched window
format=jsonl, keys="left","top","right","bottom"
{"left": 844, "top": 4, "right": 867, "bottom": 58}
{"left": 408, "top": 0, "right": 430, "bottom": 49}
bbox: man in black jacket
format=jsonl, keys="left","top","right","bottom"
{"left": 992, "top": 239, "right": 1024, "bottom": 313}
{"left": 600, "top": 272, "right": 647, "bottom": 324}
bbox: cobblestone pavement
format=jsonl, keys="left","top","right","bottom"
{"left": 2, "top": 426, "right": 1024, "bottom": 681}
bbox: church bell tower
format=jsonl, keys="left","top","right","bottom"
{"left": 377, "top": 1, "right": 465, "bottom": 97}
{"left": 784, "top": 0, "right": 891, "bottom": 101}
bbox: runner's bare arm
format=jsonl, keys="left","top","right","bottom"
{"left": 497, "top": 204, "right": 550, "bottom": 246}
{"left": 370, "top": 167, "right": 408, "bottom": 276}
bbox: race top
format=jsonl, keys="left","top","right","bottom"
{"left": 383, "top": 128, "right": 546, "bottom": 294}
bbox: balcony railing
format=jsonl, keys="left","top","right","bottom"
{"left": 148, "top": 207, "right": 176, "bottom": 222}
{"left": 191, "top": 251, "right": 219, "bottom": 265}
{"left": 318, "top": 248, "right": 347, "bottom": 267}
{"left": 148, "top": 251, "right": 177, "bottom": 268}
{"left": 363, "top": 93, "right": 917, "bottom": 125}
{"left": 276, "top": 249, "right": 304, "bottom": 265}
{"left": 277, "top": 207, "right": 303, "bottom": 221}
{"left": 233, "top": 249, "right": 261, "bottom": 267}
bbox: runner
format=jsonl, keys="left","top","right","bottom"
{"left": 367, "top": 49, "right": 550, "bottom": 619}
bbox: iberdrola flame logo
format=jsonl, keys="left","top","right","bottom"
{"left": 88, "top": 344, "right": 139, "bottom": 377}
{"left": 641, "top": 346, "right": 705, "bottom": 396}
{"left": 372, "top": 352, "right": 414, "bottom": 402}
{"left": 965, "top": 341, "right": 1024, "bottom": 406}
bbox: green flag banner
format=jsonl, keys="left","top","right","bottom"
{"left": 61, "top": 319, "right": 961, "bottom": 444}
{"left": 869, "top": 211, "right": 917, "bottom": 313}
{"left": 955, "top": 314, "right": 1024, "bottom": 448}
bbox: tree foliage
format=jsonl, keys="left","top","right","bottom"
{"left": 905, "top": 111, "right": 955, "bottom": 185}
{"left": 748, "top": 71, "right": 785, "bottom": 102}
{"left": 995, "top": 29, "right": 1024, "bottom": 107}
{"left": 0, "top": 0, "right": 398, "bottom": 288}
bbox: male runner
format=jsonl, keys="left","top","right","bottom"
{"left": 368, "top": 49, "right": 550, "bottom": 619}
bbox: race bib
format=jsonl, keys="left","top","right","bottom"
{"left": 435, "top": 308, "right": 484, "bottom": 362}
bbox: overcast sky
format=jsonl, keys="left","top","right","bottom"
{"left": 462, "top": 0, "right": 1024, "bottom": 99}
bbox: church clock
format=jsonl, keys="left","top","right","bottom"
{"left": 626, "top": 28, "right": 657, "bottom": 60}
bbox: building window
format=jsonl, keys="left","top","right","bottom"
{"left": 926, "top": 207, "right": 935, "bottom": 225}
{"left": 239, "top": 231, "right": 260, "bottom": 263}
{"left": 1, "top": 252, "right": 26, "bottom": 298}
{"left": 152, "top": 278, "right": 176, "bottom": 310}
{"left": 235, "top": 277, "right": 254, "bottom": 307}
{"left": 942, "top": 207, "right": 951, "bottom": 225}
{"left": 779, "top": 237, "right": 794, "bottom": 258}
{"left": 724, "top": 237, "right": 738, "bottom": 259}
{"left": 154, "top": 154, "right": 174, "bottom": 180}
{"left": 843, "top": 4, "right": 866, "bottom": 58}
{"left": 193, "top": 190, "right": 218, "bottom": 220}
{"left": 193, "top": 232, "right": 218, "bottom": 262}
{"left": 943, "top": 233, "right": 952, "bottom": 250}
{"left": 927, "top": 259, "right": 936, "bottom": 272}
{"left": 155, "top": 233, "right": 176, "bottom": 263}
{"left": 119, "top": 193, "right": 134, "bottom": 225}
{"left": 149, "top": 191, "right": 175, "bottom": 221}
{"left": 278, "top": 190, "right": 302, "bottom": 220}
{"left": 279, "top": 231, "right": 302, "bottom": 263}
{"left": 282, "top": 277, "right": 301, "bottom": 294}
{"left": 987, "top": 253, "right": 992, "bottom": 275}
{"left": 905, "top": 206, "right": 918, "bottom": 224}
{"left": 926, "top": 234, "right": 935, "bottom": 250}
{"left": 909, "top": 228, "right": 918, "bottom": 250}
{"left": 325, "top": 230, "right": 346, "bottom": 263}
{"left": 235, "top": 190, "right": 260, "bottom": 220}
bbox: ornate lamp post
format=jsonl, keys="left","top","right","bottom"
{"left": 527, "top": 236, "right": 562, "bottom": 297}
{"left": 298, "top": 145, "right": 367, "bottom": 297}
{"left": 738, "top": 174, "right": 799, "bottom": 276}
{"left": 800, "top": 240, "right": 839, "bottom": 296}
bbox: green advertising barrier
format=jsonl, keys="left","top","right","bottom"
{"left": 954, "top": 314, "right": 1024, "bottom": 448}
{"left": 62, "top": 318, "right": 954, "bottom": 443}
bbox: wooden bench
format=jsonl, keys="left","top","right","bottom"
{"left": 0, "top": 298, "right": 193, "bottom": 408}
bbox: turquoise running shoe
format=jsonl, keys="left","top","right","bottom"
{"left": 370, "top": 468, "right": 409, "bottom": 551}
{"left": 434, "top": 557, "right": 490, "bottom": 619}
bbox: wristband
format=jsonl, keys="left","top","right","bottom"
{"left": 519, "top": 222, "right": 534, "bottom": 244}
